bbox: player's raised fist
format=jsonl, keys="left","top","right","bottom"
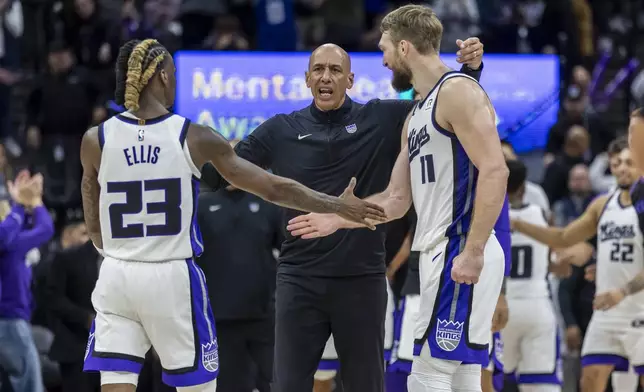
{"left": 451, "top": 250, "right": 483, "bottom": 285}
{"left": 337, "top": 177, "right": 387, "bottom": 229}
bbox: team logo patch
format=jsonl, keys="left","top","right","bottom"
{"left": 345, "top": 124, "right": 357, "bottom": 133}
{"left": 435, "top": 319, "right": 463, "bottom": 352}
{"left": 85, "top": 332, "right": 95, "bottom": 360}
{"left": 249, "top": 202, "right": 260, "bottom": 213}
{"left": 202, "top": 339, "right": 219, "bottom": 373}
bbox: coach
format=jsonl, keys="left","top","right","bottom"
{"left": 202, "top": 39, "right": 486, "bottom": 391}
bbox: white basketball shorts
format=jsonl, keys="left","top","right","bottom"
{"left": 581, "top": 314, "right": 644, "bottom": 375}
{"left": 390, "top": 294, "right": 420, "bottom": 373}
{"left": 413, "top": 234, "right": 504, "bottom": 365}
{"left": 502, "top": 297, "right": 562, "bottom": 385}
{"left": 83, "top": 257, "right": 219, "bottom": 387}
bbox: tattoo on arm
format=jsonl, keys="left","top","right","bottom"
{"left": 81, "top": 173, "right": 102, "bottom": 248}
{"left": 623, "top": 271, "right": 644, "bottom": 296}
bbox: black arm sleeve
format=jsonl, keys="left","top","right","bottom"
{"left": 459, "top": 62, "right": 484, "bottom": 82}
{"left": 200, "top": 117, "right": 278, "bottom": 191}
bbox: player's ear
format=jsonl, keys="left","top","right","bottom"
{"left": 305, "top": 71, "right": 311, "bottom": 88}
{"left": 399, "top": 40, "right": 409, "bottom": 56}
{"left": 159, "top": 69, "right": 169, "bottom": 86}
{"left": 346, "top": 72, "right": 354, "bottom": 90}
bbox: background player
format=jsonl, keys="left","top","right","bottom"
{"left": 288, "top": 5, "right": 508, "bottom": 391}
{"left": 505, "top": 159, "right": 563, "bottom": 392}
{"left": 512, "top": 137, "right": 644, "bottom": 392}
{"left": 80, "top": 38, "right": 386, "bottom": 392}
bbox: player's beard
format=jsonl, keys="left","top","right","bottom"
{"left": 390, "top": 59, "right": 413, "bottom": 92}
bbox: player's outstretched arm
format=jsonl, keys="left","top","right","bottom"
{"left": 286, "top": 117, "right": 413, "bottom": 239}
{"left": 513, "top": 195, "right": 608, "bottom": 252}
{"left": 80, "top": 127, "right": 103, "bottom": 250}
{"left": 187, "top": 123, "right": 386, "bottom": 226}
{"left": 440, "top": 77, "right": 508, "bottom": 254}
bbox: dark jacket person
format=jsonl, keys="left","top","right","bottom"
{"left": 202, "top": 43, "right": 484, "bottom": 391}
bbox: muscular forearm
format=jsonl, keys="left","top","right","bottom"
{"left": 515, "top": 220, "right": 568, "bottom": 248}
{"left": 81, "top": 174, "right": 103, "bottom": 248}
{"left": 465, "top": 167, "right": 508, "bottom": 252}
{"left": 268, "top": 179, "right": 343, "bottom": 214}
{"left": 622, "top": 270, "right": 644, "bottom": 296}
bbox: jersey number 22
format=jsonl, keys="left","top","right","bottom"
{"left": 107, "top": 178, "right": 182, "bottom": 238}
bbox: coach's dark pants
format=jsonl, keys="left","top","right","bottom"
{"left": 273, "top": 273, "right": 387, "bottom": 392}
{"left": 216, "top": 318, "right": 274, "bottom": 392}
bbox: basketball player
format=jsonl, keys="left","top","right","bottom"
{"left": 79, "top": 39, "right": 386, "bottom": 392}
{"left": 288, "top": 5, "right": 508, "bottom": 391}
{"left": 504, "top": 159, "right": 562, "bottom": 392}
{"left": 512, "top": 137, "right": 644, "bottom": 392}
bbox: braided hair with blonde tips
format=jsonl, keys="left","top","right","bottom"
{"left": 115, "top": 39, "right": 168, "bottom": 111}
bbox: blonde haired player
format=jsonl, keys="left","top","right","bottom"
{"left": 287, "top": 5, "right": 508, "bottom": 391}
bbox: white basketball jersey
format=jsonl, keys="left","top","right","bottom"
{"left": 97, "top": 113, "right": 204, "bottom": 262}
{"left": 507, "top": 204, "right": 550, "bottom": 299}
{"left": 596, "top": 190, "right": 644, "bottom": 320}
{"left": 408, "top": 72, "right": 484, "bottom": 252}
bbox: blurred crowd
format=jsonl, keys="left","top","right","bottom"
{"left": 0, "top": 0, "right": 641, "bottom": 391}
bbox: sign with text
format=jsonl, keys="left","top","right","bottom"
{"left": 175, "top": 52, "right": 559, "bottom": 152}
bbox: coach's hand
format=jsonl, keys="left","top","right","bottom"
{"left": 337, "top": 177, "right": 386, "bottom": 228}
{"left": 593, "top": 289, "right": 625, "bottom": 311}
{"left": 451, "top": 249, "right": 483, "bottom": 285}
{"left": 456, "top": 37, "right": 483, "bottom": 70}
{"left": 287, "top": 213, "right": 341, "bottom": 239}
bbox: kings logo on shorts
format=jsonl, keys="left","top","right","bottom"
{"left": 201, "top": 339, "right": 219, "bottom": 373}
{"left": 436, "top": 319, "right": 463, "bottom": 352}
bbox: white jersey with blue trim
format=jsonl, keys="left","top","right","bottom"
{"left": 595, "top": 190, "right": 644, "bottom": 320}
{"left": 507, "top": 204, "right": 550, "bottom": 299}
{"left": 97, "top": 112, "right": 203, "bottom": 262}
{"left": 408, "top": 71, "right": 484, "bottom": 252}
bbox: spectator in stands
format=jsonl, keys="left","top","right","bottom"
{"left": 196, "top": 144, "right": 282, "bottom": 391}
{"left": 64, "top": 0, "right": 119, "bottom": 72}
{"left": 544, "top": 83, "right": 614, "bottom": 165}
{"left": 0, "top": 144, "right": 11, "bottom": 201}
{"left": 552, "top": 163, "right": 595, "bottom": 227}
{"left": 0, "top": 172, "right": 54, "bottom": 392}
{"left": 25, "top": 41, "right": 104, "bottom": 213}
{"left": 46, "top": 226, "right": 100, "bottom": 392}
{"left": 588, "top": 151, "right": 617, "bottom": 194}
{"left": 122, "top": 0, "right": 182, "bottom": 54}
{"left": 501, "top": 140, "right": 551, "bottom": 218}
{"left": 542, "top": 124, "right": 591, "bottom": 204}
{"left": 0, "top": 0, "right": 22, "bottom": 138}
{"left": 201, "top": 15, "right": 249, "bottom": 51}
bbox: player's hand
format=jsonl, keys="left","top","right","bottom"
{"left": 287, "top": 213, "right": 341, "bottom": 239}
{"left": 456, "top": 37, "right": 483, "bottom": 70}
{"left": 565, "top": 325, "right": 582, "bottom": 351}
{"left": 27, "top": 173, "right": 44, "bottom": 208}
{"left": 337, "top": 177, "right": 387, "bottom": 229}
{"left": 584, "top": 264, "right": 596, "bottom": 282}
{"left": 593, "top": 289, "right": 626, "bottom": 311}
{"left": 451, "top": 248, "right": 483, "bottom": 285}
{"left": 491, "top": 294, "right": 509, "bottom": 332}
